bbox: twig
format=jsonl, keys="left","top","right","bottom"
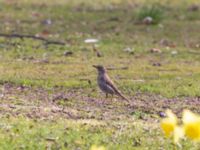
{"left": 0, "top": 33, "right": 66, "bottom": 45}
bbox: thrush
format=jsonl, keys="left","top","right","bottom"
{"left": 93, "top": 65, "right": 129, "bottom": 102}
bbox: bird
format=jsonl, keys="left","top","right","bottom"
{"left": 93, "top": 65, "right": 129, "bottom": 102}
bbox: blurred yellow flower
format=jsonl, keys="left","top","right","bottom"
{"left": 90, "top": 145, "right": 106, "bottom": 150}
{"left": 161, "top": 109, "right": 178, "bottom": 137}
{"left": 173, "top": 126, "right": 184, "bottom": 144}
{"left": 183, "top": 110, "right": 200, "bottom": 141}
{"left": 161, "top": 109, "right": 184, "bottom": 144}
{"left": 161, "top": 109, "right": 200, "bottom": 146}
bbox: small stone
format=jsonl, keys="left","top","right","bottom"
{"left": 124, "top": 47, "right": 134, "bottom": 53}
{"left": 152, "top": 62, "right": 161, "bottom": 67}
{"left": 159, "top": 39, "right": 170, "bottom": 46}
{"left": 63, "top": 51, "right": 73, "bottom": 56}
{"left": 143, "top": 16, "right": 153, "bottom": 25}
{"left": 188, "top": 4, "right": 199, "bottom": 11}
{"left": 171, "top": 50, "right": 178, "bottom": 55}
{"left": 96, "top": 50, "right": 102, "bottom": 57}
{"left": 41, "top": 19, "right": 52, "bottom": 25}
{"left": 159, "top": 112, "right": 166, "bottom": 118}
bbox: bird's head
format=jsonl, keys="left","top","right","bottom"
{"left": 93, "top": 65, "right": 106, "bottom": 74}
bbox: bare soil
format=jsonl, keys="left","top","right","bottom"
{"left": 0, "top": 83, "right": 199, "bottom": 121}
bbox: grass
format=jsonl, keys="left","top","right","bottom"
{"left": 137, "top": 4, "right": 165, "bottom": 24}
{"left": 0, "top": 116, "right": 194, "bottom": 150}
{"left": 0, "top": 117, "right": 199, "bottom": 150}
{"left": 0, "top": 0, "right": 200, "bottom": 149}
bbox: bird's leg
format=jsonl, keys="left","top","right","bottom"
{"left": 111, "top": 94, "right": 113, "bottom": 101}
{"left": 101, "top": 93, "right": 108, "bottom": 104}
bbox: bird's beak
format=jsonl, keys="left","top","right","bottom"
{"left": 93, "top": 65, "right": 98, "bottom": 68}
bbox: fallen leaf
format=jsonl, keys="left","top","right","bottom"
{"left": 149, "top": 48, "right": 162, "bottom": 53}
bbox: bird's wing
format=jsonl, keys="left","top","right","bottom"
{"left": 104, "top": 74, "right": 129, "bottom": 102}
{"left": 104, "top": 74, "right": 121, "bottom": 94}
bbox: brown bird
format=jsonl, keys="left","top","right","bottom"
{"left": 93, "top": 65, "right": 129, "bottom": 102}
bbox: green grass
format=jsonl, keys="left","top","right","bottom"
{"left": 0, "top": 117, "right": 199, "bottom": 150}
{"left": 137, "top": 4, "right": 165, "bottom": 24}
{"left": 0, "top": 0, "right": 200, "bottom": 149}
{"left": 0, "top": 116, "right": 195, "bottom": 150}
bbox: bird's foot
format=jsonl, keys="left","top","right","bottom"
{"left": 125, "top": 102, "right": 134, "bottom": 108}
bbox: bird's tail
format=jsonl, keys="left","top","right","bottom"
{"left": 117, "top": 92, "right": 130, "bottom": 102}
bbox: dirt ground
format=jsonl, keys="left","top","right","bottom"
{"left": 1, "top": 83, "right": 199, "bottom": 121}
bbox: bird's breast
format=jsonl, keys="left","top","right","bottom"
{"left": 97, "top": 74, "right": 115, "bottom": 94}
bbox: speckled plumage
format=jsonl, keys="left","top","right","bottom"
{"left": 93, "top": 65, "right": 129, "bottom": 102}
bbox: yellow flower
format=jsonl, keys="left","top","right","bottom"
{"left": 161, "top": 109, "right": 184, "bottom": 144}
{"left": 173, "top": 126, "right": 184, "bottom": 144}
{"left": 90, "top": 145, "right": 106, "bottom": 150}
{"left": 161, "top": 109, "right": 178, "bottom": 137}
{"left": 183, "top": 110, "right": 200, "bottom": 141}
